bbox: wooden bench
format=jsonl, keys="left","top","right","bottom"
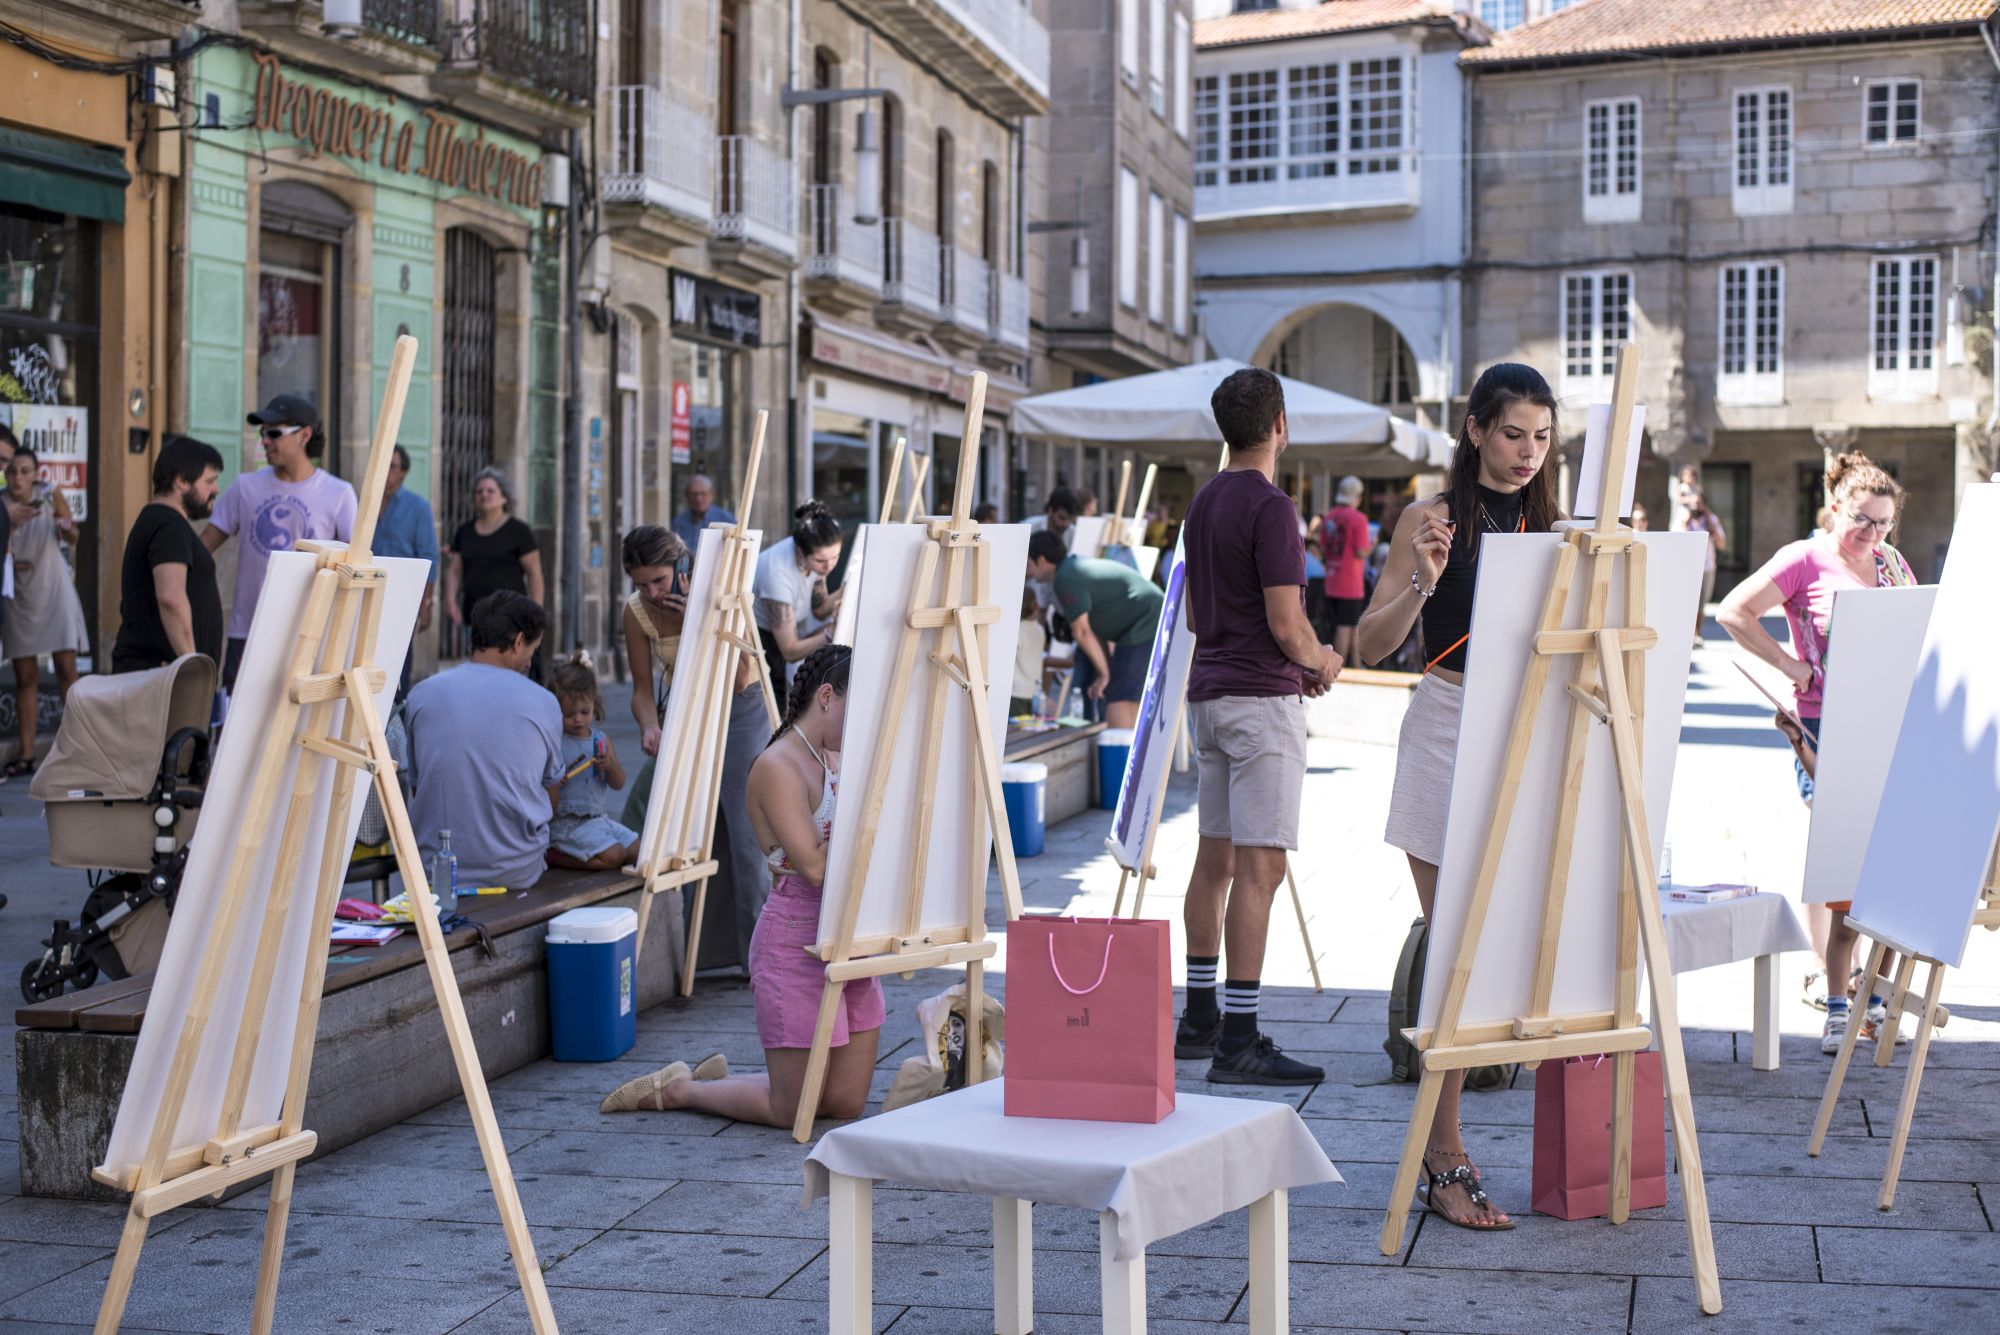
{"left": 13, "top": 866, "right": 685, "bottom": 1201}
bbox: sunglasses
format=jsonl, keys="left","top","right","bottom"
{"left": 259, "top": 425, "right": 302, "bottom": 440}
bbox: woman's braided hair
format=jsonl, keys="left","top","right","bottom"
{"left": 772, "top": 643, "right": 852, "bottom": 745}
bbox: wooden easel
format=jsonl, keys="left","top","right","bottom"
{"left": 1809, "top": 849, "right": 2000, "bottom": 1208}
{"left": 632, "top": 411, "right": 781, "bottom": 997}
{"left": 1374, "top": 345, "right": 1721, "bottom": 1314}
{"left": 791, "top": 371, "right": 1026, "bottom": 1143}
{"left": 1102, "top": 459, "right": 1133, "bottom": 551}
{"left": 879, "top": 435, "right": 907, "bottom": 524}
{"left": 90, "top": 336, "right": 557, "bottom": 1334}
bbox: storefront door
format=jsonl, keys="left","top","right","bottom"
{"left": 439, "top": 227, "right": 498, "bottom": 656}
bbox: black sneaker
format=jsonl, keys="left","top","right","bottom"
{"left": 1175, "top": 1012, "right": 1222, "bottom": 1060}
{"left": 1207, "top": 1034, "right": 1323, "bottom": 1086}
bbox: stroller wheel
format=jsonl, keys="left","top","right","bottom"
{"left": 71, "top": 957, "right": 99, "bottom": 991}
{"left": 20, "top": 959, "right": 64, "bottom": 1004}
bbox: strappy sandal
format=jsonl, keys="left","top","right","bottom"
{"left": 1419, "top": 1152, "right": 1515, "bottom": 1232}
{"left": 600, "top": 1060, "right": 690, "bottom": 1113}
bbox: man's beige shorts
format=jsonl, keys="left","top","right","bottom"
{"left": 1191, "top": 694, "right": 1308, "bottom": 851}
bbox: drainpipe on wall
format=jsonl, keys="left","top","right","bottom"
{"left": 562, "top": 124, "right": 586, "bottom": 653}
{"left": 786, "top": 0, "right": 803, "bottom": 512}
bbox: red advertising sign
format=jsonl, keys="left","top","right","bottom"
{"left": 670, "top": 381, "right": 692, "bottom": 466}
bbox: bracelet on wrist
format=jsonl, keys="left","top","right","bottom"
{"left": 1411, "top": 571, "right": 1439, "bottom": 599}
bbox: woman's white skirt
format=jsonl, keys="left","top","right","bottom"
{"left": 1383, "top": 672, "right": 1463, "bottom": 868}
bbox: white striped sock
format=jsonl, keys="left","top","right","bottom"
{"left": 1186, "top": 959, "right": 1219, "bottom": 990}
{"left": 1222, "top": 983, "right": 1260, "bottom": 1014}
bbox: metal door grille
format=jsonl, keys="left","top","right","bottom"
{"left": 438, "top": 227, "right": 498, "bottom": 658}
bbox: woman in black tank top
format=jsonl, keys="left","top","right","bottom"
{"left": 1353, "top": 363, "right": 1562, "bottom": 1232}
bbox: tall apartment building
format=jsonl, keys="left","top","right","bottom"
{"left": 1462, "top": 0, "right": 1999, "bottom": 586}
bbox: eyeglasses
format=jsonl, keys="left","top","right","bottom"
{"left": 259, "top": 425, "right": 301, "bottom": 440}
{"left": 1843, "top": 511, "right": 1895, "bottom": 534}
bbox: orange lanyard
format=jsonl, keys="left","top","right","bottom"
{"left": 1423, "top": 516, "right": 1525, "bottom": 676}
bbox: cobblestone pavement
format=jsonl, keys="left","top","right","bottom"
{"left": 3, "top": 628, "right": 1998, "bottom": 1333}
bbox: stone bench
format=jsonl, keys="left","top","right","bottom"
{"left": 1005, "top": 720, "right": 1107, "bottom": 828}
{"left": 13, "top": 865, "right": 685, "bottom": 1200}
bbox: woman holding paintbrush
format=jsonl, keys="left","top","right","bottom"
{"left": 1355, "top": 362, "right": 1564, "bottom": 1232}
{"left": 1717, "top": 451, "right": 1917, "bottom": 1054}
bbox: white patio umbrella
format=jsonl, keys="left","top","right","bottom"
{"left": 1009, "top": 358, "right": 1454, "bottom": 473}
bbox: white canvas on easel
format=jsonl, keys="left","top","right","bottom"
{"left": 832, "top": 527, "right": 866, "bottom": 647}
{"left": 1800, "top": 585, "right": 1937, "bottom": 905}
{"left": 1068, "top": 514, "right": 1111, "bottom": 559}
{"left": 101, "top": 552, "right": 426, "bottom": 1176}
{"left": 1107, "top": 544, "right": 1191, "bottom": 873}
{"left": 1570, "top": 402, "right": 1647, "bottom": 522}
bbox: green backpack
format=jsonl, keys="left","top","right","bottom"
{"left": 1385, "top": 916, "right": 1517, "bottom": 1092}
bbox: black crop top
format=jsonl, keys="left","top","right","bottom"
{"left": 1419, "top": 484, "right": 1525, "bottom": 674}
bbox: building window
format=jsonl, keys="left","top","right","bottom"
{"left": 1173, "top": 210, "right": 1190, "bottom": 335}
{"left": 981, "top": 160, "right": 1002, "bottom": 264}
{"left": 1718, "top": 262, "right": 1783, "bottom": 404}
{"left": 1194, "top": 75, "right": 1219, "bottom": 186}
{"left": 1120, "top": 0, "right": 1139, "bottom": 83}
{"left": 1865, "top": 79, "right": 1920, "bottom": 146}
{"left": 935, "top": 129, "right": 954, "bottom": 244}
{"left": 1561, "top": 270, "right": 1632, "bottom": 389}
{"left": 1583, "top": 97, "right": 1640, "bottom": 223}
{"left": 1231, "top": 0, "right": 1276, "bottom": 10}
{"left": 1286, "top": 64, "right": 1339, "bottom": 179}
{"left": 1148, "top": 0, "right": 1167, "bottom": 117}
{"left": 1346, "top": 58, "right": 1405, "bottom": 174}
{"left": 1118, "top": 166, "right": 1139, "bottom": 309}
{"left": 1172, "top": 11, "right": 1192, "bottom": 139}
{"left": 1732, "top": 86, "right": 1792, "bottom": 215}
{"left": 1371, "top": 315, "right": 1415, "bottom": 406}
{"left": 1477, "top": 0, "right": 1526, "bottom": 29}
{"left": 1870, "top": 255, "right": 1938, "bottom": 397}
{"left": 812, "top": 48, "right": 839, "bottom": 187}
{"left": 1226, "top": 71, "right": 1280, "bottom": 184}
{"left": 1146, "top": 189, "right": 1165, "bottom": 324}
{"left": 1200, "top": 57, "right": 1410, "bottom": 196}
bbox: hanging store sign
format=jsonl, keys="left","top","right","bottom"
{"left": 5, "top": 404, "right": 88, "bottom": 520}
{"left": 670, "top": 270, "right": 761, "bottom": 348}
{"left": 670, "top": 382, "right": 692, "bottom": 466}
{"left": 249, "top": 53, "right": 544, "bottom": 210}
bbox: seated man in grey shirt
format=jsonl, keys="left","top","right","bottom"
{"left": 406, "top": 590, "right": 565, "bottom": 889}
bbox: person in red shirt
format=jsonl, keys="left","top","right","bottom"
{"left": 1317, "top": 475, "right": 1372, "bottom": 665}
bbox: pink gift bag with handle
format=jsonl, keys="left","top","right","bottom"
{"left": 1531, "top": 1052, "right": 1667, "bottom": 1220}
{"left": 1004, "top": 915, "right": 1174, "bottom": 1123}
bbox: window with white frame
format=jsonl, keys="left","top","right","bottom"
{"left": 1865, "top": 79, "right": 1920, "bottom": 146}
{"left": 1583, "top": 97, "right": 1640, "bottom": 222}
{"left": 1118, "top": 167, "right": 1139, "bottom": 309}
{"left": 1477, "top": 0, "right": 1526, "bottom": 29}
{"left": 1147, "top": 190, "right": 1165, "bottom": 323}
{"left": 1732, "top": 87, "right": 1792, "bottom": 215}
{"left": 1718, "top": 262, "right": 1783, "bottom": 404}
{"left": 1148, "top": 0, "right": 1167, "bottom": 117}
{"left": 1287, "top": 64, "right": 1339, "bottom": 179}
{"left": 1226, "top": 71, "right": 1280, "bottom": 183}
{"left": 1869, "top": 255, "right": 1938, "bottom": 397}
{"left": 1346, "top": 58, "right": 1405, "bottom": 174}
{"left": 1194, "top": 75, "right": 1219, "bottom": 186}
{"left": 1172, "top": 12, "right": 1192, "bottom": 139}
{"left": 1371, "top": 315, "right": 1415, "bottom": 405}
{"left": 1199, "top": 56, "right": 1410, "bottom": 195}
{"left": 1120, "top": 0, "right": 1139, "bottom": 83}
{"left": 1561, "top": 270, "right": 1633, "bottom": 388}
{"left": 1173, "top": 210, "right": 1190, "bottom": 335}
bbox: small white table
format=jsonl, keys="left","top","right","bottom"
{"left": 804, "top": 1080, "right": 1339, "bottom": 1335}
{"left": 1661, "top": 891, "right": 1812, "bottom": 1070}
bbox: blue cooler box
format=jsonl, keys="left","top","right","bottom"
{"left": 546, "top": 906, "right": 638, "bottom": 1061}
{"left": 1001, "top": 761, "right": 1048, "bottom": 857}
{"left": 1096, "top": 728, "right": 1134, "bottom": 811}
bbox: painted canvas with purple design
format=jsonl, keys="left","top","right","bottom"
{"left": 1107, "top": 540, "right": 1191, "bottom": 871}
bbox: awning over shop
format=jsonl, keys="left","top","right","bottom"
{"left": 0, "top": 127, "right": 131, "bottom": 224}
{"left": 1009, "top": 358, "right": 1454, "bottom": 474}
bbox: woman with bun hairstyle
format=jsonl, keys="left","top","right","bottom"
{"left": 600, "top": 645, "right": 883, "bottom": 1127}
{"left": 1354, "top": 362, "right": 1565, "bottom": 1233}
{"left": 1718, "top": 451, "right": 1917, "bottom": 1054}
{"left": 754, "top": 499, "right": 844, "bottom": 690}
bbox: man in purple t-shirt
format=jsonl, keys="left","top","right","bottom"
{"left": 1175, "top": 367, "right": 1341, "bottom": 1086}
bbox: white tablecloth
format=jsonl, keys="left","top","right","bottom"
{"left": 1661, "top": 892, "right": 1811, "bottom": 974}
{"left": 804, "top": 1080, "right": 1339, "bottom": 1261}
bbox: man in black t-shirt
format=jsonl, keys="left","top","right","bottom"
{"left": 112, "top": 436, "right": 226, "bottom": 673}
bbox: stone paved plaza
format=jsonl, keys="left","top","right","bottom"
{"left": 4, "top": 633, "right": 1999, "bottom": 1333}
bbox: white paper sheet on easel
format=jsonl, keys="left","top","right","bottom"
{"left": 1418, "top": 531, "right": 1704, "bottom": 1032}
{"left": 637, "top": 525, "right": 762, "bottom": 870}
{"left": 1571, "top": 403, "right": 1648, "bottom": 522}
{"left": 1068, "top": 515, "right": 1111, "bottom": 558}
{"left": 833, "top": 526, "right": 866, "bottom": 647}
{"left": 1800, "top": 585, "right": 1937, "bottom": 905}
{"left": 1108, "top": 541, "right": 1190, "bottom": 872}
{"left": 102, "top": 552, "right": 426, "bottom": 1181}
{"left": 818, "top": 522, "right": 1029, "bottom": 951}
{"left": 1848, "top": 484, "right": 2000, "bottom": 967}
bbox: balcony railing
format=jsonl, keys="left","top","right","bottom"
{"left": 805, "top": 184, "right": 882, "bottom": 290}
{"left": 364, "top": 0, "right": 441, "bottom": 47}
{"left": 449, "top": 0, "right": 591, "bottom": 104}
{"left": 989, "top": 269, "right": 1028, "bottom": 351}
{"left": 1194, "top": 156, "right": 1420, "bottom": 221}
{"left": 603, "top": 86, "right": 712, "bottom": 222}
{"left": 938, "top": 0, "right": 1050, "bottom": 96}
{"left": 844, "top": 0, "right": 1048, "bottom": 114}
{"left": 941, "top": 246, "right": 991, "bottom": 332}
{"left": 714, "top": 135, "right": 796, "bottom": 259}
{"left": 882, "top": 219, "right": 941, "bottom": 316}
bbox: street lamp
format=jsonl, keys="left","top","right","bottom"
{"left": 322, "top": 0, "right": 363, "bottom": 38}
{"left": 1028, "top": 219, "right": 1092, "bottom": 317}
{"left": 781, "top": 31, "right": 891, "bottom": 227}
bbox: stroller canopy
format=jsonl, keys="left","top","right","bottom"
{"left": 31, "top": 654, "right": 215, "bottom": 804}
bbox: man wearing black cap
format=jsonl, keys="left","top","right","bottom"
{"left": 202, "top": 394, "right": 357, "bottom": 688}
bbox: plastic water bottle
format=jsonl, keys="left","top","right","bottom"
{"left": 1657, "top": 836, "right": 1673, "bottom": 890}
{"left": 433, "top": 829, "right": 459, "bottom": 923}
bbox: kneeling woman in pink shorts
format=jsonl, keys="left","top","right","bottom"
{"left": 600, "top": 645, "right": 884, "bottom": 1126}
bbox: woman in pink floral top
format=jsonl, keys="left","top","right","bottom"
{"left": 1717, "top": 451, "right": 1917, "bottom": 1054}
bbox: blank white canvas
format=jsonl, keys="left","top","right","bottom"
{"left": 1418, "top": 531, "right": 1704, "bottom": 1031}
{"left": 1801, "top": 586, "right": 1937, "bottom": 904}
{"left": 1070, "top": 515, "right": 1111, "bottom": 557}
{"left": 833, "top": 527, "right": 867, "bottom": 647}
{"left": 1849, "top": 484, "right": 2000, "bottom": 967}
{"left": 103, "top": 552, "right": 425, "bottom": 1180}
{"left": 636, "top": 526, "right": 762, "bottom": 870}
{"left": 817, "top": 523, "right": 1029, "bottom": 951}
{"left": 1570, "top": 403, "right": 1648, "bottom": 521}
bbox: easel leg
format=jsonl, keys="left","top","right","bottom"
{"left": 994, "top": 1197, "right": 1033, "bottom": 1335}
{"left": 828, "top": 1173, "right": 873, "bottom": 1335}
{"left": 793, "top": 980, "right": 846, "bottom": 1143}
{"left": 1378, "top": 1067, "right": 1445, "bottom": 1255}
{"left": 1247, "top": 1188, "right": 1289, "bottom": 1335}
{"left": 1752, "top": 951, "right": 1781, "bottom": 1072}
{"left": 249, "top": 1160, "right": 299, "bottom": 1334}
{"left": 1132, "top": 870, "right": 1150, "bottom": 919}
{"left": 1875, "top": 952, "right": 1917, "bottom": 1069}
{"left": 965, "top": 957, "right": 986, "bottom": 1085}
{"left": 1285, "top": 860, "right": 1322, "bottom": 994}
{"left": 1879, "top": 959, "right": 1946, "bottom": 1211}
{"left": 1113, "top": 867, "right": 1129, "bottom": 918}
{"left": 1099, "top": 1209, "right": 1147, "bottom": 1335}
{"left": 92, "top": 1207, "right": 149, "bottom": 1335}
{"left": 680, "top": 879, "right": 709, "bottom": 999}
{"left": 1609, "top": 1049, "right": 1635, "bottom": 1225}
{"left": 1809, "top": 940, "right": 1882, "bottom": 1157}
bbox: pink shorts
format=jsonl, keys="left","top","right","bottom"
{"left": 748, "top": 875, "right": 885, "bottom": 1050}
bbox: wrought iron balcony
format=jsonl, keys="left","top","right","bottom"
{"left": 364, "top": 0, "right": 441, "bottom": 47}
{"left": 841, "top": 0, "right": 1048, "bottom": 118}
{"left": 940, "top": 246, "right": 991, "bottom": 334}
{"left": 881, "top": 219, "right": 941, "bottom": 319}
{"left": 713, "top": 135, "right": 797, "bottom": 262}
{"left": 603, "top": 85, "right": 713, "bottom": 230}
{"left": 805, "top": 184, "right": 882, "bottom": 294}
{"left": 448, "top": 0, "right": 591, "bottom": 105}
{"left": 988, "top": 268, "right": 1028, "bottom": 353}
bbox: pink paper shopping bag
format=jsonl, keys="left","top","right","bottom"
{"left": 1004, "top": 915, "right": 1174, "bottom": 1123}
{"left": 1531, "top": 1052, "right": 1667, "bottom": 1220}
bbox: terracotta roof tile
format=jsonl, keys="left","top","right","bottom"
{"left": 1461, "top": 0, "right": 1998, "bottom": 66}
{"left": 1196, "top": 0, "right": 1465, "bottom": 50}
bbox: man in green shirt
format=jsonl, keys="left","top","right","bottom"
{"left": 1027, "top": 530, "right": 1163, "bottom": 728}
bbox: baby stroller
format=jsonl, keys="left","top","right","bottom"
{"left": 22, "top": 655, "right": 213, "bottom": 1001}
